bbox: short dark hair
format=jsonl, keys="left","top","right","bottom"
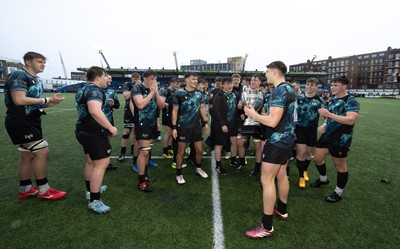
{"left": 252, "top": 74, "right": 262, "bottom": 82}
{"left": 184, "top": 72, "right": 198, "bottom": 79}
{"left": 23, "top": 51, "right": 46, "bottom": 62}
{"left": 243, "top": 77, "right": 251, "bottom": 82}
{"left": 87, "top": 66, "right": 107, "bottom": 82}
{"left": 333, "top": 76, "right": 349, "bottom": 85}
{"left": 168, "top": 78, "right": 178, "bottom": 84}
{"left": 215, "top": 77, "right": 223, "bottom": 83}
{"left": 222, "top": 77, "right": 232, "bottom": 85}
{"left": 266, "top": 61, "right": 287, "bottom": 75}
{"left": 131, "top": 72, "right": 141, "bottom": 79}
{"left": 143, "top": 69, "right": 157, "bottom": 78}
{"left": 306, "top": 78, "right": 319, "bottom": 85}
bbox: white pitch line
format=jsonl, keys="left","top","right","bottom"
{"left": 110, "top": 155, "right": 255, "bottom": 160}
{"left": 211, "top": 150, "right": 225, "bottom": 249}
{"left": 45, "top": 108, "right": 76, "bottom": 114}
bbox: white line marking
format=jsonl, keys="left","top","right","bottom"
{"left": 110, "top": 155, "right": 255, "bottom": 160}
{"left": 211, "top": 150, "right": 225, "bottom": 249}
{"left": 45, "top": 108, "right": 76, "bottom": 114}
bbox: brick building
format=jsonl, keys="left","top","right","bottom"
{"left": 289, "top": 47, "right": 400, "bottom": 90}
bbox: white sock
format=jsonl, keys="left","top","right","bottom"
{"left": 38, "top": 183, "right": 50, "bottom": 194}
{"left": 19, "top": 184, "right": 32, "bottom": 193}
{"left": 320, "top": 175, "right": 328, "bottom": 182}
{"left": 335, "top": 186, "right": 344, "bottom": 196}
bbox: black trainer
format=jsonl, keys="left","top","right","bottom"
{"left": 117, "top": 154, "right": 125, "bottom": 162}
{"left": 138, "top": 182, "right": 153, "bottom": 192}
{"left": 106, "top": 163, "right": 117, "bottom": 171}
{"left": 249, "top": 170, "right": 259, "bottom": 177}
{"left": 325, "top": 192, "right": 342, "bottom": 202}
{"left": 230, "top": 160, "right": 238, "bottom": 167}
{"left": 235, "top": 165, "right": 244, "bottom": 173}
{"left": 145, "top": 174, "right": 157, "bottom": 183}
{"left": 310, "top": 179, "right": 330, "bottom": 188}
{"left": 216, "top": 166, "right": 227, "bottom": 175}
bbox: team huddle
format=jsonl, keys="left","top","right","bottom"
{"left": 4, "top": 52, "right": 359, "bottom": 239}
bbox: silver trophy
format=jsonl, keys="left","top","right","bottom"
{"left": 240, "top": 85, "right": 264, "bottom": 135}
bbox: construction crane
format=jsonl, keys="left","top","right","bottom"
{"left": 59, "top": 51, "right": 68, "bottom": 79}
{"left": 98, "top": 49, "right": 111, "bottom": 70}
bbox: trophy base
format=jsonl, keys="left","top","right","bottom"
{"left": 239, "top": 125, "right": 261, "bottom": 136}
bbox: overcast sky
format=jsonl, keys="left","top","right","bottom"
{"left": 1, "top": 0, "right": 399, "bottom": 79}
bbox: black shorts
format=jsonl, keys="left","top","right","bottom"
{"left": 162, "top": 113, "right": 172, "bottom": 127}
{"left": 295, "top": 126, "right": 317, "bottom": 147}
{"left": 315, "top": 139, "right": 349, "bottom": 158}
{"left": 5, "top": 116, "right": 43, "bottom": 145}
{"left": 214, "top": 130, "right": 229, "bottom": 146}
{"left": 262, "top": 142, "right": 292, "bottom": 165}
{"left": 77, "top": 135, "right": 111, "bottom": 161}
{"left": 176, "top": 124, "right": 203, "bottom": 143}
{"left": 124, "top": 108, "right": 134, "bottom": 127}
{"left": 135, "top": 126, "right": 157, "bottom": 140}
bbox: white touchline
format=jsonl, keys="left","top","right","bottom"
{"left": 45, "top": 108, "right": 76, "bottom": 114}
{"left": 211, "top": 150, "right": 225, "bottom": 249}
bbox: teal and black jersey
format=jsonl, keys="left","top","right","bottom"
{"left": 4, "top": 69, "right": 44, "bottom": 118}
{"left": 102, "top": 88, "right": 119, "bottom": 123}
{"left": 160, "top": 87, "right": 174, "bottom": 122}
{"left": 263, "top": 92, "right": 272, "bottom": 114}
{"left": 296, "top": 93, "right": 323, "bottom": 128}
{"left": 75, "top": 83, "right": 108, "bottom": 137}
{"left": 267, "top": 82, "right": 297, "bottom": 149}
{"left": 225, "top": 92, "right": 238, "bottom": 126}
{"left": 123, "top": 81, "right": 134, "bottom": 110}
{"left": 262, "top": 92, "right": 273, "bottom": 137}
{"left": 173, "top": 88, "right": 205, "bottom": 129}
{"left": 320, "top": 95, "right": 359, "bottom": 147}
{"left": 213, "top": 91, "right": 238, "bottom": 128}
{"left": 131, "top": 84, "right": 159, "bottom": 128}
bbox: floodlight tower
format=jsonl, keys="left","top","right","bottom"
{"left": 98, "top": 49, "right": 111, "bottom": 70}
{"left": 306, "top": 55, "right": 317, "bottom": 72}
{"left": 173, "top": 51, "right": 179, "bottom": 72}
{"left": 242, "top": 53, "right": 248, "bottom": 72}
{"left": 59, "top": 51, "right": 68, "bottom": 79}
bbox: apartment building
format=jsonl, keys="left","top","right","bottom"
{"left": 289, "top": 47, "right": 400, "bottom": 89}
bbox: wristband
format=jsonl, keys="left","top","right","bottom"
{"left": 172, "top": 125, "right": 177, "bottom": 129}
{"left": 202, "top": 120, "right": 208, "bottom": 125}
{"left": 41, "top": 98, "right": 45, "bottom": 104}
{"left": 45, "top": 98, "right": 49, "bottom": 104}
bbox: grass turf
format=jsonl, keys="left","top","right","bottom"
{"left": 0, "top": 94, "right": 399, "bottom": 249}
